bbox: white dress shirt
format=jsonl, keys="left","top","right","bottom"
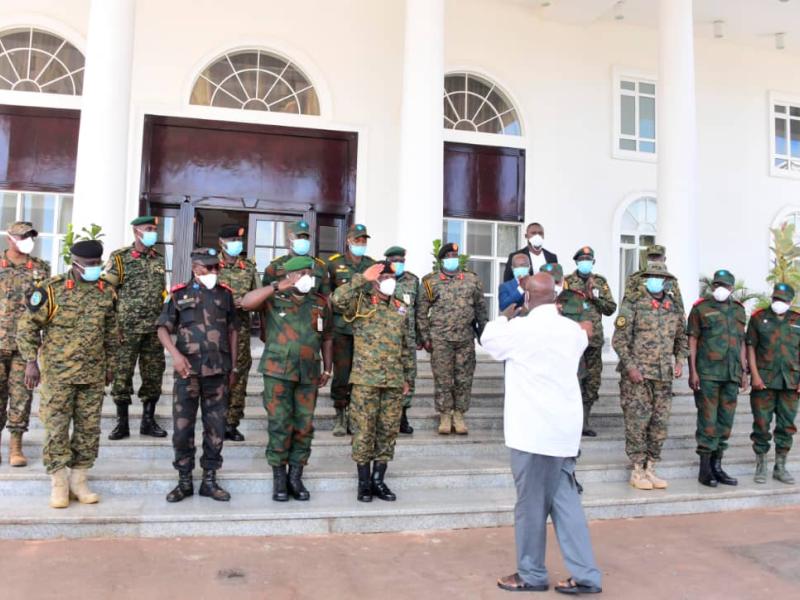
{"left": 528, "top": 248, "right": 547, "bottom": 273}
{"left": 481, "top": 303, "right": 588, "bottom": 457}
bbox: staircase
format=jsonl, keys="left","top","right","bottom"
{"left": 0, "top": 351, "right": 798, "bottom": 539}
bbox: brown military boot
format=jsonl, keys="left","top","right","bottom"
{"left": 50, "top": 468, "right": 70, "bottom": 509}
{"left": 9, "top": 432, "right": 27, "bottom": 467}
{"left": 69, "top": 468, "right": 100, "bottom": 504}
{"left": 629, "top": 464, "right": 654, "bottom": 490}
{"left": 438, "top": 411, "right": 452, "bottom": 435}
{"left": 452, "top": 411, "right": 468, "bottom": 435}
{"left": 645, "top": 460, "right": 668, "bottom": 489}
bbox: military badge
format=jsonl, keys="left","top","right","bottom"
{"left": 28, "top": 289, "right": 44, "bottom": 311}
{"left": 615, "top": 315, "right": 627, "bottom": 328}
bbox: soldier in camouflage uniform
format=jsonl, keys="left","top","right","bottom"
{"left": 262, "top": 220, "right": 330, "bottom": 296}
{"left": 623, "top": 244, "right": 684, "bottom": 313}
{"left": 18, "top": 240, "right": 118, "bottom": 508}
{"left": 545, "top": 263, "right": 590, "bottom": 382}
{"left": 104, "top": 216, "right": 167, "bottom": 441}
{"left": 746, "top": 282, "right": 800, "bottom": 485}
{"left": 687, "top": 269, "right": 747, "bottom": 487}
{"left": 0, "top": 221, "right": 49, "bottom": 467}
{"left": 326, "top": 223, "right": 375, "bottom": 436}
{"left": 612, "top": 263, "right": 688, "bottom": 491}
{"left": 217, "top": 224, "right": 260, "bottom": 442}
{"left": 564, "top": 247, "right": 617, "bottom": 437}
{"left": 332, "top": 261, "right": 414, "bottom": 502}
{"left": 418, "top": 242, "right": 488, "bottom": 436}
{"left": 241, "top": 255, "right": 333, "bottom": 502}
{"left": 157, "top": 248, "right": 239, "bottom": 503}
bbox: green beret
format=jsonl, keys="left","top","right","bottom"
{"left": 384, "top": 246, "right": 406, "bottom": 258}
{"left": 712, "top": 269, "right": 735, "bottom": 287}
{"left": 347, "top": 223, "right": 370, "bottom": 239}
{"left": 283, "top": 256, "right": 314, "bottom": 272}
{"left": 573, "top": 246, "right": 595, "bottom": 261}
{"left": 539, "top": 262, "right": 564, "bottom": 281}
{"left": 773, "top": 283, "right": 795, "bottom": 303}
{"left": 131, "top": 216, "right": 157, "bottom": 226}
{"left": 288, "top": 221, "right": 311, "bottom": 236}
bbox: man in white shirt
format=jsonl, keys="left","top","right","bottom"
{"left": 483, "top": 273, "right": 602, "bottom": 595}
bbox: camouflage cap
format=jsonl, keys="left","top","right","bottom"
{"left": 283, "top": 255, "right": 314, "bottom": 272}
{"left": 6, "top": 221, "right": 37, "bottom": 237}
{"left": 347, "top": 223, "right": 370, "bottom": 239}
{"left": 190, "top": 247, "right": 219, "bottom": 266}
{"left": 130, "top": 215, "right": 157, "bottom": 227}
{"left": 646, "top": 244, "right": 666, "bottom": 258}
{"left": 438, "top": 242, "right": 460, "bottom": 260}
{"left": 288, "top": 221, "right": 311, "bottom": 236}
{"left": 772, "top": 282, "right": 795, "bottom": 303}
{"left": 540, "top": 262, "right": 564, "bottom": 281}
{"left": 219, "top": 224, "right": 246, "bottom": 239}
{"left": 384, "top": 246, "right": 406, "bottom": 258}
{"left": 712, "top": 269, "right": 735, "bottom": 287}
{"left": 573, "top": 246, "right": 594, "bottom": 261}
{"left": 642, "top": 262, "right": 674, "bottom": 278}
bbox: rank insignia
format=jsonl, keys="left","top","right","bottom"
{"left": 615, "top": 315, "right": 627, "bottom": 328}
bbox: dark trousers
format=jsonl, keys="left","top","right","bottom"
{"left": 331, "top": 333, "right": 354, "bottom": 409}
{"left": 172, "top": 374, "right": 228, "bottom": 472}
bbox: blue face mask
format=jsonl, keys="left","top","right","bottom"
{"left": 140, "top": 231, "right": 157, "bottom": 247}
{"left": 646, "top": 277, "right": 665, "bottom": 294}
{"left": 79, "top": 264, "right": 102, "bottom": 282}
{"left": 292, "top": 238, "right": 311, "bottom": 256}
{"left": 442, "top": 257, "right": 460, "bottom": 272}
{"left": 349, "top": 243, "right": 367, "bottom": 257}
{"left": 393, "top": 262, "right": 405, "bottom": 276}
{"left": 512, "top": 266, "right": 530, "bottom": 280}
{"left": 224, "top": 241, "right": 243, "bottom": 257}
{"left": 576, "top": 260, "right": 594, "bottom": 276}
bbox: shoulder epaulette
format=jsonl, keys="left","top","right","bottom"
{"left": 328, "top": 253, "right": 342, "bottom": 262}
{"left": 751, "top": 308, "right": 765, "bottom": 317}
{"left": 693, "top": 297, "right": 706, "bottom": 307}
{"left": 314, "top": 257, "right": 326, "bottom": 266}
{"left": 170, "top": 282, "right": 188, "bottom": 293}
{"left": 219, "top": 282, "right": 234, "bottom": 294}
{"left": 423, "top": 278, "right": 434, "bottom": 301}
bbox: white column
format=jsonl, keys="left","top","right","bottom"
{"left": 657, "top": 0, "right": 699, "bottom": 305}
{"left": 396, "top": 0, "right": 445, "bottom": 277}
{"left": 72, "top": 0, "right": 137, "bottom": 254}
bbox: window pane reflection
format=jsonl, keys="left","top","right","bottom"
{"left": 467, "top": 221, "right": 493, "bottom": 256}
{"left": 21, "top": 193, "right": 57, "bottom": 232}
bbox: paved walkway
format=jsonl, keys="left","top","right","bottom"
{"left": 3, "top": 507, "right": 798, "bottom": 599}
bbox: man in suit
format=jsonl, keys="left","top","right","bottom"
{"left": 499, "top": 254, "right": 530, "bottom": 312}
{"left": 503, "top": 223, "right": 557, "bottom": 282}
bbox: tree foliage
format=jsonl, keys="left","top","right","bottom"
{"left": 60, "top": 223, "right": 105, "bottom": 266}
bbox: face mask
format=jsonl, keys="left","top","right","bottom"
{"left": 13, "top": 236, "right": 34, "bottom": 254}
{"left": 349, "top": 243, "right": 367, "bottom": 257}
{"left": 198, "top": 273, "right": 217, "bottom": 289}
{"left": 393, "top": 262, "right": 405, "bottom": 276}
{"left": 379, "top": 278, "right": 397, "bottom": 297}
{"left": 77, "top": 264, "right": 102, "bottom": 282}
{"left": 772, "top": 301, "right": 790, "bottom": 315}
{"left": 292, "top": 238, "right": 311, "bottom": 256}
{"left": 712, "top": 287, "right": 732, "bottom": 302}
{"left": 295, "top": 274, "right": 315, "bottom": 294}
{"left": 512, "top": 266, "right": 530, "bottom": 280}
{"left": 224, "top": 241, "right": 243, "bottom": 257}
{"left": 442, "top": 257, "right": 459, "bottom": 272}
{"left": 646, "top": 277, "right": 665, "bottom": 294}
{"left": 139, "top": 231, "right": 157, "bottom": 248}
{"left": 554, "top": 284, "right": 563, "bottom": 295}
{"left": 576, "top": 260, "right": 593, "bottom": 276}
{"left": 529, "top": 234, "right": 544, "bottom": 249}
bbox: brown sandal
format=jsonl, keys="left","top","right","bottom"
{"left": 555, "top": 577, "right": 602, "bottom": 595}
{"left": 497, "top": 572, "right": 548, "bottom": 592}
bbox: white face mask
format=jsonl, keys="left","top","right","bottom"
{"left": 198, "top": 273, "right": 217, "bottom": 289}
{"left": 378, "top": 278, "right": 397, "bottom": 297}
{"left": 529, "top": 234, "right": 544, "bottom": 249}
{"left": 772, "top": 301, "right": 790, "bottom": 315}
{"left": 10, "top": 235, "right": 34, "bottom": 255}
{"left": 712, "top": 287, "right": 732, "bottom": 302}
{"left": 554, "top": 284, "right": 563, "bottom": 295}
{"left": 295, "top": 274, "right": 315, "bottom": 294}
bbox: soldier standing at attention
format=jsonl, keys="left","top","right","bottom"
{"left": 687, "top": 269, "right": 747, "bottom": 487}
{"left": 262, "top": 220, "right": 330, "bottom": 296}
{"left": 384, "top": 246, "right": 419, "bottom": 435}
{"left": 18, "top": 240, "right": 118, "bottom": 508}
{"left": 105, "top": 216, "right": 167, "bottom": 440}
{"left": 157, "top": 248, "right": 239, "bottom": 503}
{"left": 217, "top": 224, "right": 260, "bottom": 442}
{"left": 417, "top": 243, "right": 488, "bottom": 436}
{"left": 612, "top": 263, "right": 688, "bottom": 491}
{"left": 241, "top": 256, "right": 333, "bottom": 502}
{"left": 0, "top": 221, "right": 49, "bottom": 467}
{"left": 564, "top": 247, "right": 617, "bottom": 437}
{"left": 327, "top": 224, "right": 375, "bottom": 436}
{"left": 545, "top": 263, "right": 590, "bottom": 384}
{"left": 746, "top": 283, "right": 800, "bottom": 485}
{"left": 332, "top": 261, "right": 413, "bottom": 502}
{"left": 623, "top": 244, "right": 684, "bottom": 313}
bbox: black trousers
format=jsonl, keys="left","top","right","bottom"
{"left": 172, "top": 374, "right": 228, "bottom": 471}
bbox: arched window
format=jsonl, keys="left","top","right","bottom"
{"left": 779, "top": 210, "right": 800, "bottom": 244}
{"left": 0, "top": 27, "right": 84, "bottom": 95}
{"left": 618, "top": 196, "right": 657, "bottom": 298}
{"left": 190, "top": 49, "right": 320, "bottom": 115}
{"left": 443, "top": 72, "right": 521, "bottom": 135}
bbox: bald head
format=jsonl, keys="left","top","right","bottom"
{"left": 524, "top": 272, "right": 556, "bottom": 310}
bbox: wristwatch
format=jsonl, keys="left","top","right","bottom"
{"left": 270, "top": 281, "right": 279, "bottom": 292}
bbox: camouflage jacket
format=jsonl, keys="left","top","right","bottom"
{"left": 746, "top": 307, "right": 800, "bottom": 389}
{"left": 0, "top": 251, "right": 50, "bottom": 352}
{"left": 219, "top": 256, "right": 260, "bottom": 330}
{"left": 17, "top": 272, "right": 118, "bottom": 385}
{"left": 327, "top": 252, "right": 375, "bottom": 335}
{"left": 558, "top": 289, "right": 591, "bottom": 379}
{"left": 624, "top": 271, "right": 684, "bottom": 313}
{"left": 263, "top": 253, "right": 330, "bottom": 296}
{"left": 417, "top": 270, "right": 489, "bottom": 344}
{"left": 564, "top": 272, "right": 617, "bottom": 348}
{"left": 331, "top": 273, "right": 413, "bottom": 387}
{"left": 103, "top": 245, "right": 166, "bottom": 334}
{"left": 394, "top": 271, "right": 420, "bottom": 350}
{"left": 258, "top": 291, "right": 332, "bottom": 384}
{"left": 612, "top": 292, "right": 689, "bottom": 382}
{"left": 687, "top": 297, "right": 747, "bottom": 382}
{"left": 157, "top": 280, "right": 240, "bottom": 377}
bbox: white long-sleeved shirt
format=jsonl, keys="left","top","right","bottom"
{"left": 481, "top": 303, "right": 588, "bottom": 457}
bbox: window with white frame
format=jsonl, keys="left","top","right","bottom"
{"left": 618, "top": 196, "right": 657, "bottom": 300}
{"left": 442, "top": 218, "right": 522, "bottom": 316}
{"left": 0, "top": 191, "right": 73, "bottom": 271}
{"left": 616, "top": 76, "right": 656, "bottom": 157}
{"left": 772, "top": 100, "right": 800, "bottom": 174}
{"left": 0, "top": 27, "right": 84, "bottom": 95}
{"left": 443, "top": 73, "right": 521, "bottom": 136}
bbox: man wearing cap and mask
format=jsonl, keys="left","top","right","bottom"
{"left": 546, "top": 264, "right": 591, "bottom": 384}
{"left": 502, "top": 222, "right": 558, "bottom": 283}
{"left": 565, "top": 247, "right": 617, "bottom": 437}
{"left": 499, "top": 254, "right": 532, "bottom": 312}
{"left": 623, "top": 244, "right": 684, "bottom": 313}
{"left": 104, "top": 216, "right": 168, "bottom": 441}
{"left": 18, "top": 240, "right": 118, "bottom": 508}
{"left": 418, "top": 242, "right": 488, "bottom": 435}
{"left": 157, "top": 248, "right": 239, "bottom": 503}
{"left": 612, "top": 263, "right": 688, "bottom": 491}
{"left": 687, "top": 269, "right": 747, "bottom": 487}
{"left": 263, "top": 220, "right": 330, "bottom": 296}
{"left": 241, "top": 256, "right": 333, "bottom": 502}
{"left": 0, "top": 221, "right": 49, "bottom": 467}
{"left": 746, "top": 282, "right": 800, "bottom": 486}
{"left": 332, "top": 260, "right": 414, "bottom": 502}
{"left": 217, "top": 224, "right": 260, "bottom": 443}
{"left": 326, "top": 224, "right": 375, "bottom": 436}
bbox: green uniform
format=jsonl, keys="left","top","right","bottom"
{"left": 263, "top": 254, "right": 330, "bottom": 296}
{"left": 394, "top": 271, "right": 420, "bottom": 409}
{"left": 558, "top": 289, "right": 590, "bottom": 380}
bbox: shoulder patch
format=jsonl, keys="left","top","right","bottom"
{"left": 27, "top": 289, "right": 44, "bottom": 310}
{"left": 615, "top": 315, "right": 627, "bottom": 328}
{"left": 170, "top": 282, "right": 188, "bottom": 293}
{"left": 219, "top": 282, "right": 234, "bottom": 293}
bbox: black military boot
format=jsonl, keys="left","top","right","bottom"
{"left": 108, "top": 403, "right": 130, "bottom": 440}
{"left": 371, "top": 461, "right": 396, "bottom": 501}
{"left": 166, "top": 471, "right": 193, "bottom": 503}
{"left": 225, "top": 424, "right": 245, "bottom": 442}
{"left": 288, "top": 464, "right": 310, "bottom": 501}
{"left": 698, "top": 454, "right": 718, "bottom": 487}
{"left": 399, "top": 407, "right": 414, "bottom": 435}
{"left": 272, "top": 465, "right": 289, "bottom": 502}
{"left": 199, "top": 470, "right": 230, "bottom": 502}
{"left": 140, "top": 401, "right": 167, "bottom": 438}
{"left": 356, "top": 463, "right": 372, "bottom": 502}
{"left": 581, "top": 411, "right": 596, "bottom": 437}
{"left": 711, "top": 451, "right": 737, "bottom": 486}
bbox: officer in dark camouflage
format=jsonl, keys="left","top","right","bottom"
{"left": 157, "top": 248, "right": 239, "bottom": 503}
{"left": 687, "top": 269, "right": 747, "bottom": 487}
{"left": 544, "top": 263, "right": 590, "bottom": 381}
{"left": 326, "top": 223, "right": 375, "bottom": 436}
{"left": 0, "top": 221, "right": 49, "bottom": 467}
{"left": 332, "top": 260, "right": 413, "bottom": 503}
{"left": 262, "top": 220, "right": 330, "bottom": 296}
{"left": 418, "top": 242, "right": 488, "bottom": 436}
{"left": 623, "top": 244, "right": 684, "bottom": 313}
{"left": 18, "top": 240, "right": 118, "bottom": 509}
{"left": 217, "top": 224, "right": 260, "bottom": 442}
{"left": 105, "top": 216, "right": 167, "bottom": 441}
{"left": 564, "top": 246, "right": 617, "bottom": 437}
{"left": 746, "top": 282, "right": 800, "bottom": 485}
{"left": 242, "top": 255, "right": 333, "bottom": 502}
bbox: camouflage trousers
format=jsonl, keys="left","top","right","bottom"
{"left": 431, "top": 339, "right": 475, "bottom": 414}
{"left": 619, "top": 377, "right": 673, "bottom": 465}
{"left": 0, "top": 350, "right": 33, "bottom": 433}
{"left": 694, "top": 379, "right": 738, "bottom": 455}
{"left": 331, "top": 333, "right": 353, "bottom": 410}
{"left": 750, "top": 388, "right": 799, "bottom": 456}
{"left": 403, "top": 350, "right": 417, "bottom": 410}
{"left": 350, "top": 384, "right": 403, "bottom": 464}
{"left": 111, "top": 330, "right": 165, "bottom": 405}
{"left": 227, "top": 326, "right": 253, "bottom": 427}
{"left": 39, "top": 380, "right": 104, "bottom": 474}
{"left": 172, "top": 374, "right": 228, "bottom": 472}
{"left": 263, "top": 376, "right": 317, "bottom": 467}
{"left": 580, "top": 345, "right": 603, "bottom": 426}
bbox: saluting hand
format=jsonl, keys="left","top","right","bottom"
{"left": 363, "top": 263, "right": 385, "bottom": 283}
{"left": 278, "top": 272, "right": 302, "bottom": 292}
